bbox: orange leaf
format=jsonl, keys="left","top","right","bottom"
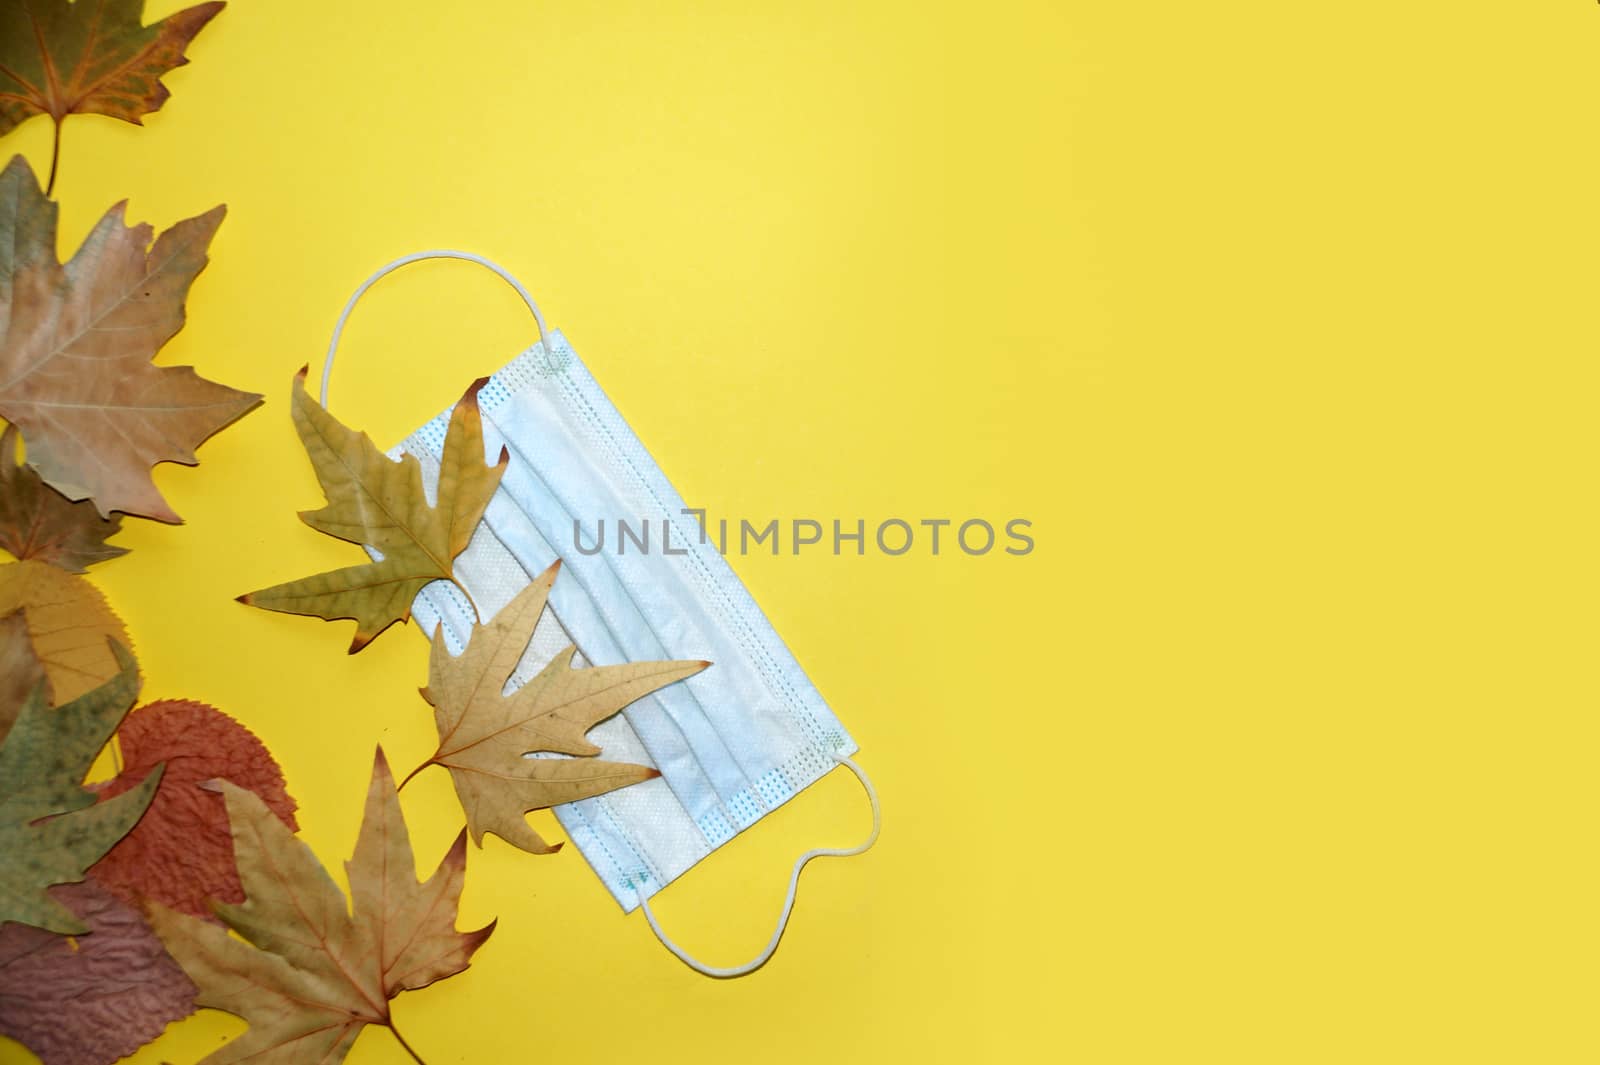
{"left": 92, "top": 699, "right": 298, "bottom": 919}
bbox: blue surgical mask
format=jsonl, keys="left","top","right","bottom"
{"left": 320, "top": 251, "right": 879, "bottom": 977}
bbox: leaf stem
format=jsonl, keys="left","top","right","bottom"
{"left": 387, "top": 1018, "right": 428, "bottom": 1065}
{"left": 45, "top": 119, "right": 61, "bottom": 197}
{"left": 397, "top": 759, "right": 433, "bottom": 792}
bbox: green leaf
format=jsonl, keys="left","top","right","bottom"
{"left": 0, "top": 641, "right": 161, "bottom": 933}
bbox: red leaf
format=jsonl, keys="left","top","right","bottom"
{"left": 92, "top": 700, "right": 296, "bottom": 918}
{"left": 0, "top": 876, "right": 195, "bottom": 1065}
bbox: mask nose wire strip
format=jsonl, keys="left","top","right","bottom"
{"left": 637, "top": 755, "right": 881, "bottom": 978}
{"left": 319, "top": 249, "right": 550, "bottom": 410}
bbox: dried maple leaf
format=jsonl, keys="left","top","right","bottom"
{"left": 0, "top": 641, "right": 161, "bottom": 934}
{"left": 0, "top": 155, "right": 261, "bottom": 522}
{"left": 0, "top": 609, "right": 46, "bottom": 744}
{"left": 411, "top": 561, "right": 707, "bottom": 854}
{"left": 0, "top": 0, "right": 225, "bottom": 193}
{"left": 0, "top": 424, "right": 127, "bottom": 572}
{"left": 0, "top": 559, "right": 130, "bottom": 705}
{"left": 91, "top": 699, "right": 297, "bottom": 919}
{"left": 148, "top": 748, "right": 495, "bottom": 1065}
{"left": 0, "top": 876, "right": 195, "bottom": 1065}
{"left": 239, "top": 370, "right": 507, "bottom": 653}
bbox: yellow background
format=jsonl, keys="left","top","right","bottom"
{"left": 3, "top": 0, "right": 1597, "bottom": 1061}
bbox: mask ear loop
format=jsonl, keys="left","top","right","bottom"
{"left": 636, "top": 753, "right": 881, "bottom": 978}
{"left": 319, "top": 249, "right": 551, "bottom": 410}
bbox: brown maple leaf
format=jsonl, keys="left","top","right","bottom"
{"left": 411, "top": 561, "right": 707, "bottom": 854}
{"left": 92, "top": 699, "right": 298, "bottom": 919}
{"left": 0, "top": 424, "right": 128, "bottom": 572}
{"left": 0, "top": 155, "right": 261, "bottom": 522}
{"left": 148, "top": 748, "right": 495, "bottom": 1064}
{"left": 0, "top": 0, "right": 225, "bottom": 194}
{"left": 0, "top": 610, "right": 45, "bottom": 744}
{"left": 239, "top": 370, "right": 506, "bottom": 653}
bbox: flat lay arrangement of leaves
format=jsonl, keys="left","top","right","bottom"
{"left": 0, "top": 574, "right": 289, "bottom": 1056}
{"left": 0, "top": 3, "right": 707, "bottom": 1062}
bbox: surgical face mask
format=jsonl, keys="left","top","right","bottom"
{"left": 319, "top": 251, "right": 879, "bottom": 977}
